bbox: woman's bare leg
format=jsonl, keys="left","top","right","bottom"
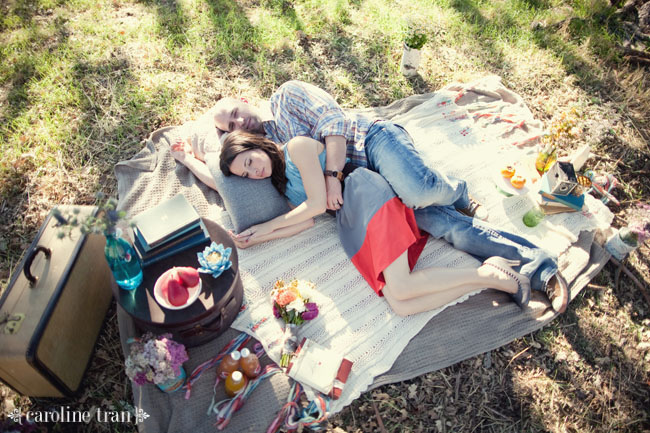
{"left": 382, "top": 252, "right": 518, "bottom": 316}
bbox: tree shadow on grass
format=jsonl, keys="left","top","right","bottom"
{"left": 0, "top": 0, "right": 45, "bottom": 32}
{"left": 135, "top": 0, "right": 191, "bottom": 48}
{"left": 0, "top": 14, "right": 70, "bottom": 134}
{"left": 446, "top": 0, "right": 517, "bottom": 77}
{"left": 70, "top": 52, "right": 180, "bottom": 166}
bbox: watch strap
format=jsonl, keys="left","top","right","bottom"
{"left": 324, "top": 170, "right": 344, "bottom": 181}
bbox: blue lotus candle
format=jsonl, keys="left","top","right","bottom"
{"left": 197, "top": 242, "right": 232, "bottom": 278}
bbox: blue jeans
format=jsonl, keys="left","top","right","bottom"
{"left": 364, "top": 121, "right": 470, "bottom": 210}
{"left": 414, "top": 205, "right": 558, "bottom": 293}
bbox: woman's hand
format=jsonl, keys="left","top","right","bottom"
{"left": 228, "top": 230, "right": 257, "bottom": 249}
{"left": 238, "top": 223, "right": 274, "bottom": 241}
{"left": 227, "top": 219, "right": 314, "bottom": 249}
{"left": 228, "top": 223, "right": 274, "bottom": 248}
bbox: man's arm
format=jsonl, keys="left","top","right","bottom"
{"left": 271, "top": 81, "right": 352, "bottom": 210}
{"left": 170, "top": 140, "right": 217, "bottom": 190}
{"left": 324, "top": 135, "right": 346, "bottom": 210}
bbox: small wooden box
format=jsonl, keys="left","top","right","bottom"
{"left": 0, "top": 206, "right": 113, "bottom": 397}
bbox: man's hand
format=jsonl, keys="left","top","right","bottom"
{"left": 325, "top": 177, "right": 343, "bottom": 211}
{"left": 170, "top": 138, "right": 194, "bottom": 163}
{"left": 324, "top": 134, "right": 346, "bottom": 211}
{"left": 171, "top": 137, "right": 208, "bottom": 162}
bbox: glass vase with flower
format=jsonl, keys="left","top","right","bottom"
{"left": 400, "top": 20, "right": 428, "bottom": 77}
{"left": 605, "top": 202, "right": 650, "bottom": 260}
{"left": 53, "top": 192, "right": 143, "bottom": 290}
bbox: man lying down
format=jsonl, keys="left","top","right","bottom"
{"left": 170, "top": 80, "right": 569, "bottom": 317}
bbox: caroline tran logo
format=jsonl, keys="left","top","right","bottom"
{"left": 6, "top": 406, "right": 150, "bottom": 425}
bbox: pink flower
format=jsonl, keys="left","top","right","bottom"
{"left": 301, "top": 303, "right": 319, "bottom": 321}
{"left": 133, "top": 372, "right": 148, "bottom": 386}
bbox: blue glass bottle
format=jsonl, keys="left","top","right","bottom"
{"left": 104, "top": 228, "right": 143, "bottom": 290}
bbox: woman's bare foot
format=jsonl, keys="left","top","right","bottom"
{"left": 480, "top": 257, "right": 531, "bottom": 308}
{"left": 477, "top": 263, "right": 518, "bottom": 293}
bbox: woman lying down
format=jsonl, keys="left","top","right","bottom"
{"left": 171, "top": 131, "right": 569, "bottom": 317}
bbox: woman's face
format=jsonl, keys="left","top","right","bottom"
{"left": 229, "top": 149, "right": 272, "bottom": 180}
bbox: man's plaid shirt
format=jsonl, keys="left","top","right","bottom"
{"left": 263, "top": 80, "right": 373, "bottom": 168}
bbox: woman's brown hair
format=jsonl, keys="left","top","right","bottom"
{"left": 220, "top": 131, "right": 287, "bottom": 194}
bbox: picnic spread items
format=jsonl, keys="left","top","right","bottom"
{"left": 114, "top": 219, "right": 242, "bottom": 347}
{"left": 114, "top": 76, "right": 615, "bottom": 431}
{"left": 0, "top": 206, "right": 112, "bottom": 397}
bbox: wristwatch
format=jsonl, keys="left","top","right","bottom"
{"left": 324, "top": 170, "right": 344, "bottom": 181}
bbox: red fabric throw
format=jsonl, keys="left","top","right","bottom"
{"left": 350, "top": 197, "right": 428, "bottom": 295}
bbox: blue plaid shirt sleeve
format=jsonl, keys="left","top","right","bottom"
{"left": 271, "top": 81, "right": 348, "bottom": 141}
{"left": 269, "top": 80, "right": 371, "bottom": 167}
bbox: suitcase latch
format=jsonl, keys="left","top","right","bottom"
{"left": 1, "top": 313, "right": 25, "bottom": 334}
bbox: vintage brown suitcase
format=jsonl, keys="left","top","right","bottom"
{"left": 0, "top": 206, "right": 113, "bottom": 397}
{"left": 114, "top": 219, "right": 243, "bottom": 347}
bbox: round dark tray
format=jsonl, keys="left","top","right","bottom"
{"left": 113, "top": 219, "right": 242, "bottom": 346}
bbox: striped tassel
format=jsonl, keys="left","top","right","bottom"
{"left": 267, "top": 381, "right": 330, "bottom": 432}
{"left": 213, "top": 364, "right": 283, "bottom": 430}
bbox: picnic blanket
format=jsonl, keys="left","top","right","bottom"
{"left": 115, "top": 76, "right": 613, "bottom": 432}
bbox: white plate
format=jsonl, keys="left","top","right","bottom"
{"left": 153, "top": 269, "right": 202, "bottom": 310}
{"left": 493, "top": 171, "right": 531, "bottom": 196}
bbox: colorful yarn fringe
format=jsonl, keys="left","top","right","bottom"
{"left": 211, "top": 364, "right": 283, "bottom": 430}
{"left": 584, "top": 170, "right": 620, "bottom": 205}
{"left": 183, "top": 332, "right": 251, "bottom": 400}
{"left": 183, "top": 331, "right": 328, "bottom": 431}
{"left": 266, "top": 382, "right": 330, "bottom": 433}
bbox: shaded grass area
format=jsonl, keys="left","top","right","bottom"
{"left": 1, "top": 0, "right": 649, "bottom": 431}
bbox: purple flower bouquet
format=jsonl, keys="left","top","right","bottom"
{"left": 125, "top": 333, "right": 188, "bottom": 386}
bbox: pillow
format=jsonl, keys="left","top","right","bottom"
{"left": 205, "top": 153, "right": 290, "bottom": 232}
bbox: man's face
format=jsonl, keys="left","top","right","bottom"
{"left": 213, "top": 98, "right": 264, "bottom": 134}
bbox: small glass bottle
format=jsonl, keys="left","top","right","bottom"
{"left": 239, "top": 348, "right": 261, "bottom": 379}
{"left": 216, "top": 350, "right": 241, "bottom": 379}
{"left": 523, "top": 205, "right": 546, "bottom": 228}
{"left": 224, "top": 371, "right": 248, "bottom": 397}
{"left": 104, "top": 228, "right": 143, "bottom": 290}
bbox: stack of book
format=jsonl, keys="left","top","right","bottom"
{"left": 131, "top": 194, "right": 210, "bottom": 266}
{"left": 537, "top": 174, "right": 584, "bottom": 215}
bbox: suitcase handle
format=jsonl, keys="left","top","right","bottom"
{"left": 24, "top": 245, "right": 52, "bottom": 287}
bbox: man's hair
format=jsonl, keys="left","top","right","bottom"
{"left": 220, "top": 131, "right": 287, "bottom": 194}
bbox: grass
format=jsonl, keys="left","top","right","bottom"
{"left": 1, "top": 0, "right": 649, "bottom": 431}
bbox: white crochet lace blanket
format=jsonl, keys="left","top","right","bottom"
{"left": 201, "top": 76, "right": 613, "bottom": 413}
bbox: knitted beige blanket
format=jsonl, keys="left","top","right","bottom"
{"left": 115, "top": 76, "right": 611, "bottom": 433}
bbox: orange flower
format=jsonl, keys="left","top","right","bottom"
{"left": 276, "top": 288, "right": 298, "bottom": 307}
